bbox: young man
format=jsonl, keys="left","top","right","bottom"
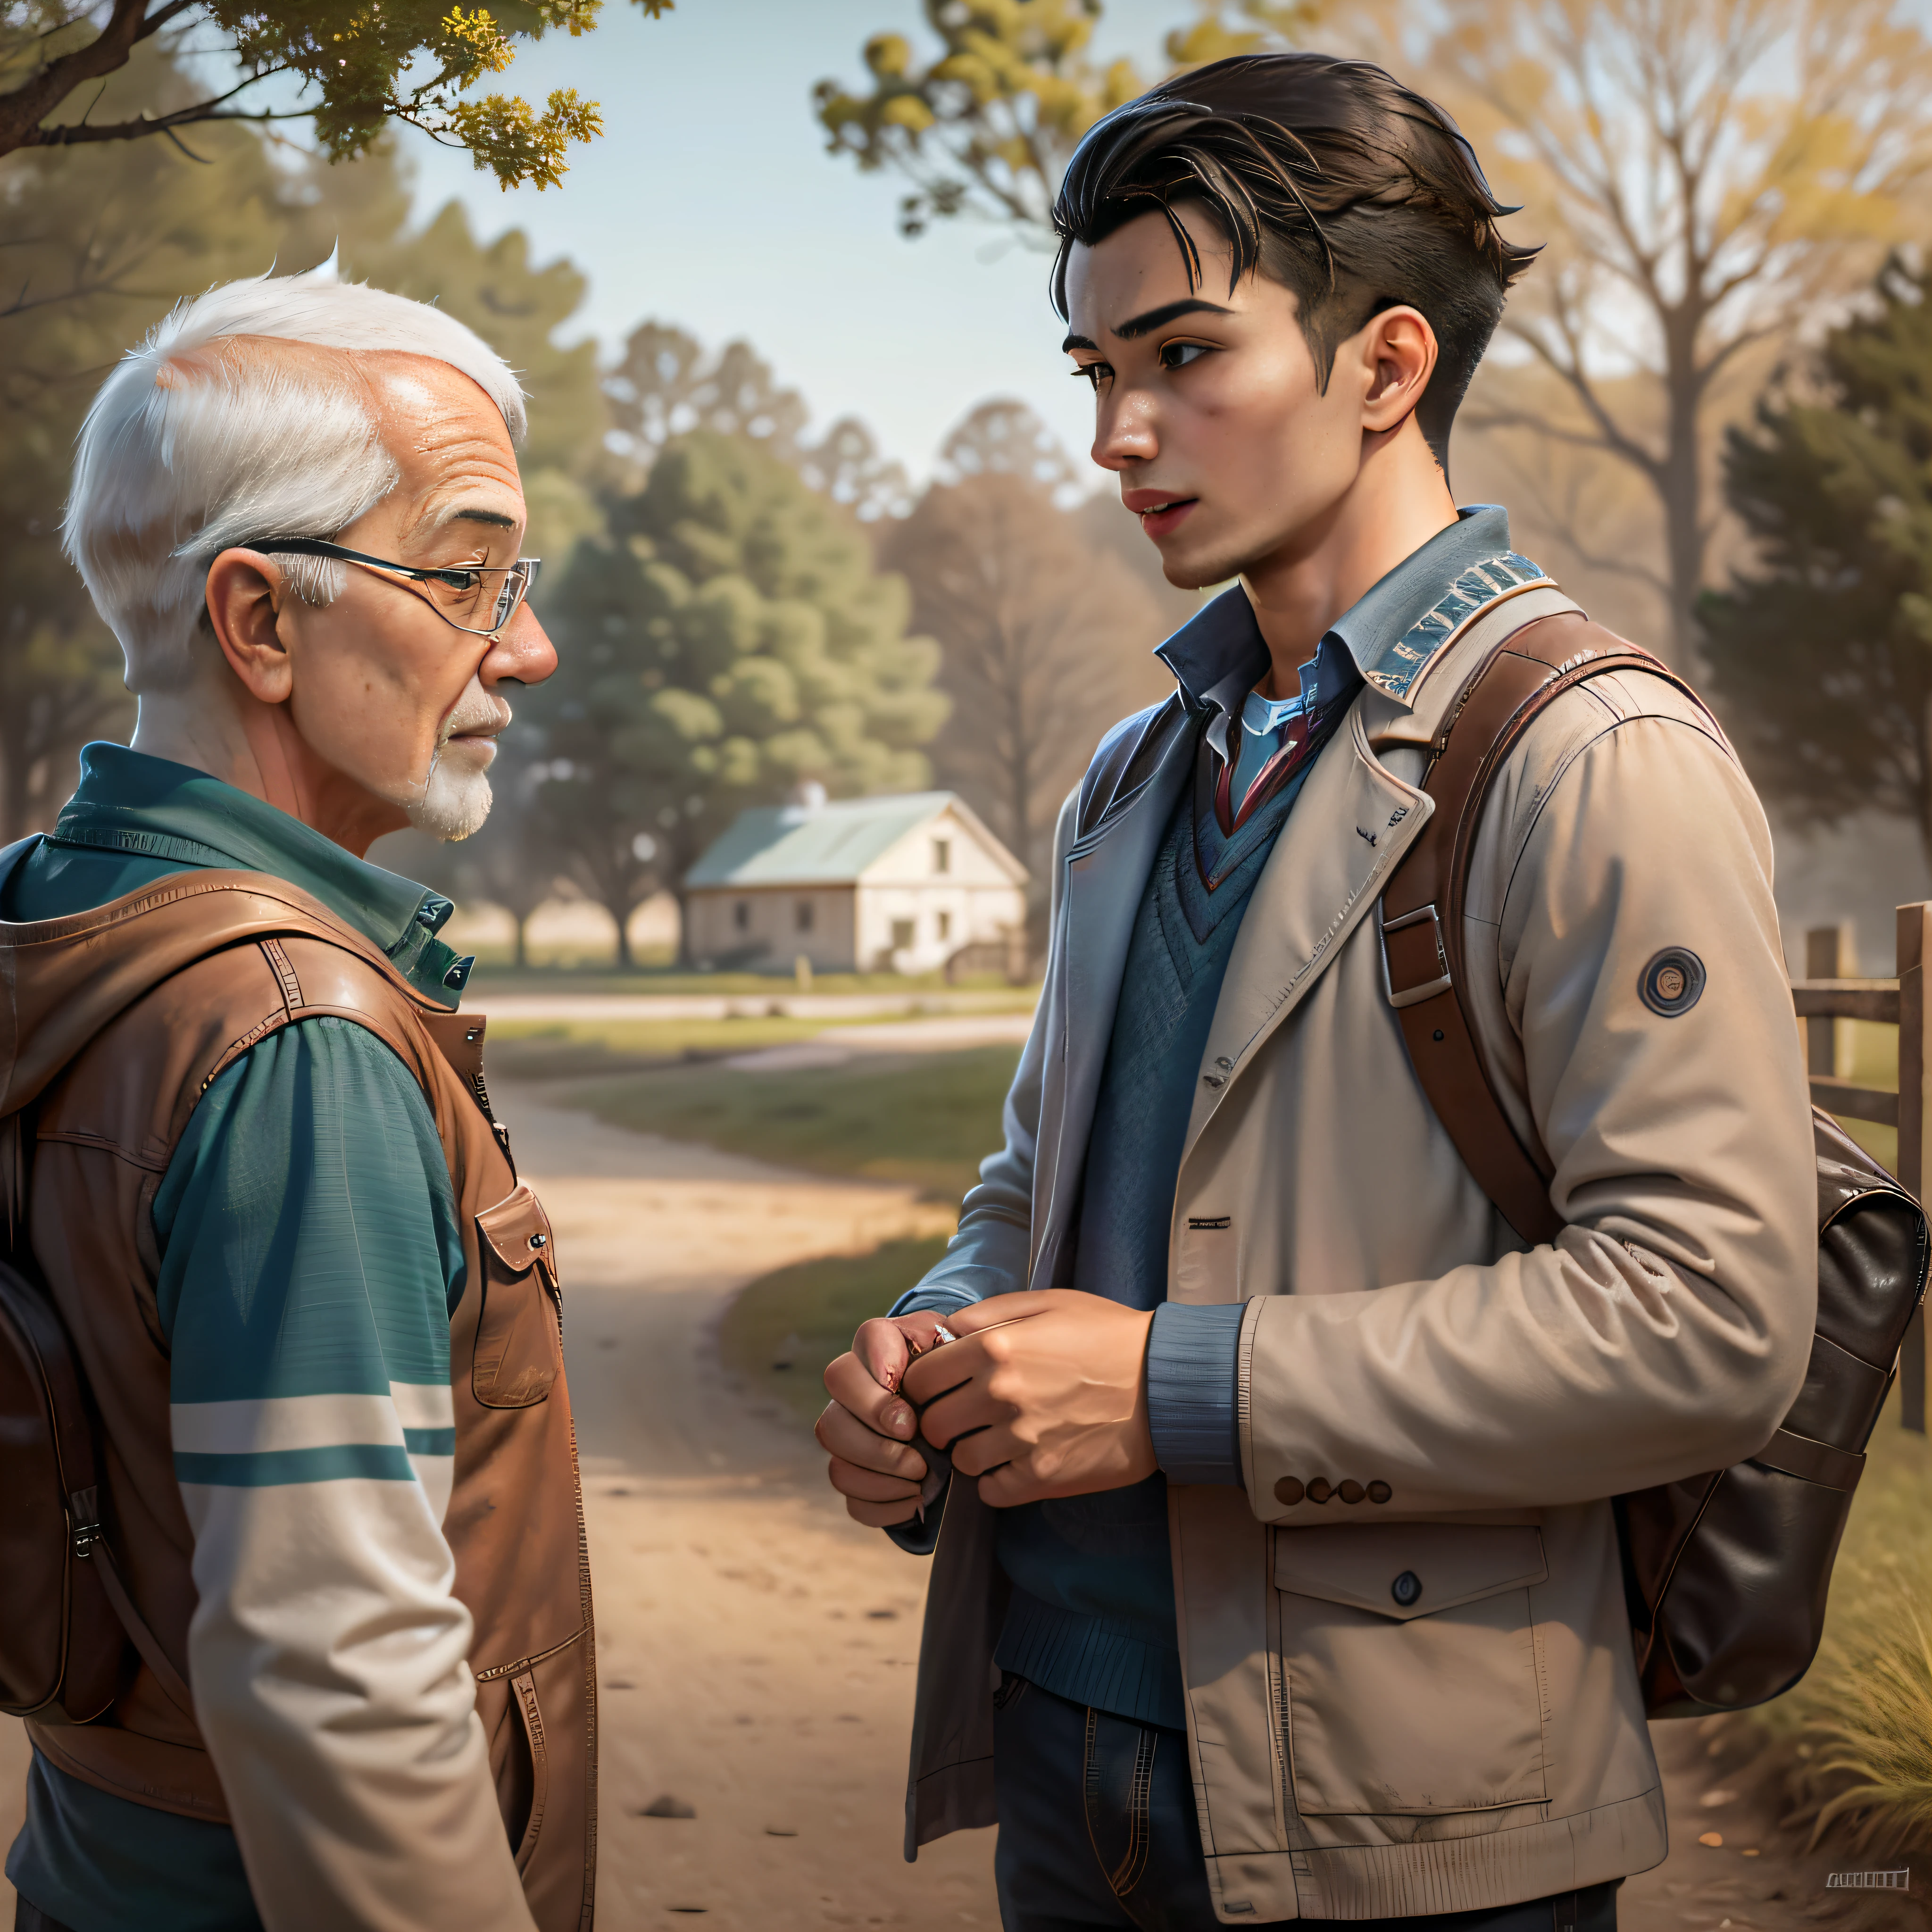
{"left": 817, "top": 53, "right": 1815, "bottom": 1932}
{"left": 4, "top": 273, "right": 593, "bottom": 1931}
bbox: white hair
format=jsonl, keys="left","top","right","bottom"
{"left": 64, "top": 265, "right": 527, "bottom": 692}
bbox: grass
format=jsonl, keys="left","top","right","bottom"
{"left": 1747, "top": 1386, "right": 1932, "bottom": 1862}
{"left": 560, "top": 1043, "right": 1022, "bottom": 1200}
{"left": 467, "top": 961, "right": 1032, "bottom": 999}
{"left": 485, "top": 1014, "right": 871, "bottom": 1081}
{"left": 717, "top": 1235, "right": 953, "bottom": 1427}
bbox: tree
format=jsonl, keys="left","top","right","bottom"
{"left": 814, "top": 0, "right": 1143, "bottom": 237}
{"left": 1700, "top": 256, "right": 1932, "bottom": 860}
{"left": 815, "top": 1, "right": 1323, "bottom": 238}
{"left": 0, "top": 45, "right": 316, "bottom": 836}
{"left": 446, "top": 749, "right": 558, "bottom": 967}
{"left": 604, "top": 320, "right": 914, "bottom": 520}
{"left": 1415, "top": 0, "right": 1932, "bottom": 664}
{"left": 881, "top": 407, "right": 1170, "bottom": 931}
{"left": 533, "top": 431, "right": 949, "bottom": 964}
{"left": 0, "top": 0, "right": 675, "bottom": 187}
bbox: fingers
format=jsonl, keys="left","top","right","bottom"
{"left": 825, "top": 1452, "right": 923, "bottom": 1505}
{"left": 816, "top": 1399, "right": 927, "bottom": 1482}
{"left": 842, "top": 1492, "right": 923, "bottom": 1528}
{"left": 851, "top": 1316, "right": 916, "bottom": 1398}
{"left": 824, "top": 1346, "right": 919, "bottom": 1444}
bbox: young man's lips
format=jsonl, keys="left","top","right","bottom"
{"left": 1134, "top": 497, "right": 1197, "bottom": 540}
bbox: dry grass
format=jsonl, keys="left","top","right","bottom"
{"left": 1750, "top": 1390, "right": 1932, "bottom": 1868}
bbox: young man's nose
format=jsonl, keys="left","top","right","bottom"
{"left": 1091, "top": 396, "right": 1158, "bottom": 473}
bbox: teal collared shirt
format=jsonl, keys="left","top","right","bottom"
{"left": 3, "top": 744, "right": 471, "bottom": 1932}
{"left": 13, "top": 741, "right": 474, "bottom": 1001}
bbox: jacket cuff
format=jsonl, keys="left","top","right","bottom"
{"left": 888, "top": 1284, "right": 978, "bottom": 1320}
{"left": 1147, "top": 1301, "right": 1246, "bottom": 1485}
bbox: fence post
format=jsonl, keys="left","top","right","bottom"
{"left": 1896, "top": 904, "right": 1928, "bottom": 1432}
{"left": 1805, "top": 924, "right": 1855, "bottom": 1077}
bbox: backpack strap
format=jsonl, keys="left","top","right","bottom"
{"left": 1379, "top": 610, "right": 1714, "bottom": 1244}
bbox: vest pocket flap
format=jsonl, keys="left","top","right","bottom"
{"left": 1274, "top": 1524, "right": 1546, "bottom": 1623}
{"left": 477, "top": 1185, "right": 556, "bottom": 1278}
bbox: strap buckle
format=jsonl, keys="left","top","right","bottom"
{"left": 1381, "top": 904, "right": 1453, "bottom": 1009}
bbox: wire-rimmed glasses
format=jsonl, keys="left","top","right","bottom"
{"left": 242, "top": 537, "right": 541, "bottom": 638}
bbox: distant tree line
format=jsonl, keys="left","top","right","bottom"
{"left": 0, "top": 42, "right": 1184, "bottom": 969}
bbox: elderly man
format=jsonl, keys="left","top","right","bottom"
{"left": 2, "top": 272, "right": 593, "bottom": 1932}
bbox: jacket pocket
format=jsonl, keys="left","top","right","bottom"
{"left": 473, "top": 1185, "right": 561, "bottom": 1409}
{"left": 1275, "top": 1524, "right": 1548, "bottom": 1818}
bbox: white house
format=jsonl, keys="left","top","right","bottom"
{"left": 683, "top": 791, "right": 1028, "bottom": 974}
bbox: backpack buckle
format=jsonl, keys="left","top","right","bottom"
{"left": 1381, "top": 904, "right": 1453, "bottom": 1008}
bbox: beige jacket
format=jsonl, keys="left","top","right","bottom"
{"left": 900, "top": 583, "right": 1817, "bottom": 1921}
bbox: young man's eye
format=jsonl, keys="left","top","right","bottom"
{"left": 1159, "top": 341, "right": 1213, "bottom": 371}
{"left": 1072, "top": 361, "right": 1113, "bottom": 391}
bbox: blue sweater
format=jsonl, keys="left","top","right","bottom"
{"left": 991, "top": 730, "right": 1323, "bottom": 1728}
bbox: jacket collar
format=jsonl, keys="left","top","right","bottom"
{"left": 47, "top": 741, "right": 471, "bottom": 1005}
{"left": 1152, "top": 506, "right": 1541, "bottom": 762}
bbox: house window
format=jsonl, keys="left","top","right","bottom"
{"left": 796, "top": 899, "right": 815, "bottom": 933}
{"left": 733, "top": 900, "right": 750, "bottom": 932}
{"left": 933, "top": 838, "right": 951, "bottom": 874}
{"left": 891, "top": 918, "right": 916, "bottom": 950}
{"left": 937, "top": 910, "right": 952, "bottom": 941}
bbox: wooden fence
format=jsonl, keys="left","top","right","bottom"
{"left": 1792, "top": 908, "right": 1928, "bottom": 1432}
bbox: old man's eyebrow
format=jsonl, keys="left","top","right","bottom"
{"left": 446, "top": 506, "right": 518, "bottom": 529}
{"left": 1062, "top": 297, "right": 1236, "bottom": 356}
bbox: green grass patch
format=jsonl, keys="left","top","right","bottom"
{"left": 468, "top": 963, "right": 1031, "bottom": 999}
{"left": 484, "top": 1015, "right": 848, "bottom": 1081}
{"left": 718, "top": 1235, "right": 953, "bottom": 1427}
{"left": 562, "top": 1043, "right": 1021, "bottom": 1200}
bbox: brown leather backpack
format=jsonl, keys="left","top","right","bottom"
{"left": 1381, "top": 608, "right": 1932, "bottom": 1718}
{"left": 0, "top": 1116, "right": 196, "bottom": 1725}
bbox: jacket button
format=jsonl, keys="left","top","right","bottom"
{"left": 1215, "top": 1056, "right": 1232, "bottom": 1070}
{"left": 1391, "top": 1570, "right": 1422, "bottom": 1607}
{"left": 1367, "top": 1481, "right": 1392, "bottom": 1504}
{"left": 1305, "top": 1477, "right": 1332, "bottom": 1504}
{"left": 1337, "top": 1480, "right": 1365, "bottom": 1504}
{"left": 530, "top": 1232, "right": 548, "bottom": 1249}
{"left": 1273, "top": 1477, "right": 1304, "bottom": 1506}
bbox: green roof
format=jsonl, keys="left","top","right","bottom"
{"left": 686, "top": 792, "right": 1010, "bottom": 888}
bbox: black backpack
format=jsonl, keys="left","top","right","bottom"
{"left": 1380, "top": 607, "right": 1931, "bottom": 1716}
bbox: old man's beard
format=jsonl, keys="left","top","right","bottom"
{"left": 409, "top": 683, "right": 510, "bottom": 841}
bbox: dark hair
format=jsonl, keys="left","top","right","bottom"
{"left": 1050, "top": 54, "right": 1537, "bottom": 466}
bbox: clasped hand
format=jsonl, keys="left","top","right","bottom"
{"left": 815, "top": 1291, "right": 1157, "bottom": 1526}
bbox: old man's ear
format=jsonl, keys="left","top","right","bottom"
{"left": 204, "top": 548, "right": 294, "bottom": 705}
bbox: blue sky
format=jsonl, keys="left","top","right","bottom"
{"left": 397, "top": 0, "right": 1188, "bottom": 483}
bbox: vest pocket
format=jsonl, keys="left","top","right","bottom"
{"left": 1274, "top": 1524, "right": 1549, "bottom": 1819}
{"left": 473, "top": 1185, "right": 562, "bottom": 1408}
{"left": 509, "top": 1666, "right": 550, "bottom": 1876}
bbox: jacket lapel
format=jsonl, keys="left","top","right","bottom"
{"left": 1030, "top": 716, "right": 1197, "bottom": 1288}
{"left": 1179, "top": 704, "right": 1432, "bottom": 1162}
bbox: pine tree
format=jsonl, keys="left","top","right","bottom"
{"left": 531, "top": 432, "right": 949, "bottom": 965}
{"left": 1702, "top": 256, "right": 1932, "bottom": 859}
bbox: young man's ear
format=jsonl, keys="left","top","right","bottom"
{"left": 1357, "top": 306, "right": 1440, "bottom": 437}
{"left": 204, "top": 550, "right": 294, "bottom": 705}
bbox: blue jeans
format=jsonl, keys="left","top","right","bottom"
{"left": 991, "top": 1676, "right": 1620, "bottom": 1932}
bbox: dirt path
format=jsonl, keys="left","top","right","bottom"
{"left": 0, "top": 1076, "right": 1895, "bottom": 1929}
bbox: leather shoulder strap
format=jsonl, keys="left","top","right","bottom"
{"left": 1380, "top": 612, "right": 1711, "bottom": 1244}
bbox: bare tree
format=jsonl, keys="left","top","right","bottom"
{"left": 883, "top": 469, "right": 1170, "bottom": 935}
{"left": 1420, "top": 0, "right": 1932, "bottom": 663}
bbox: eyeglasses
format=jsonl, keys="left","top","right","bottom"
{"left": 243, "top": 537, "right": 542, "bottom": 638}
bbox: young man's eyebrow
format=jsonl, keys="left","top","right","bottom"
{"left": 1064, "top": 299, "right": 1237, "bottom": 357}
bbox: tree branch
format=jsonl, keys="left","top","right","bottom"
{"left": 0, "top": 0, "right": 153, "bottom": 157}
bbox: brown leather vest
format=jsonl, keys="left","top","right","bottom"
{"left": 3, "top": 868, "right": 597, "bottom": 1931}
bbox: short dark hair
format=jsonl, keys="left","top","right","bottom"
{"left": 1050, "top": 54, "right": 1537, "bottom": 466}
